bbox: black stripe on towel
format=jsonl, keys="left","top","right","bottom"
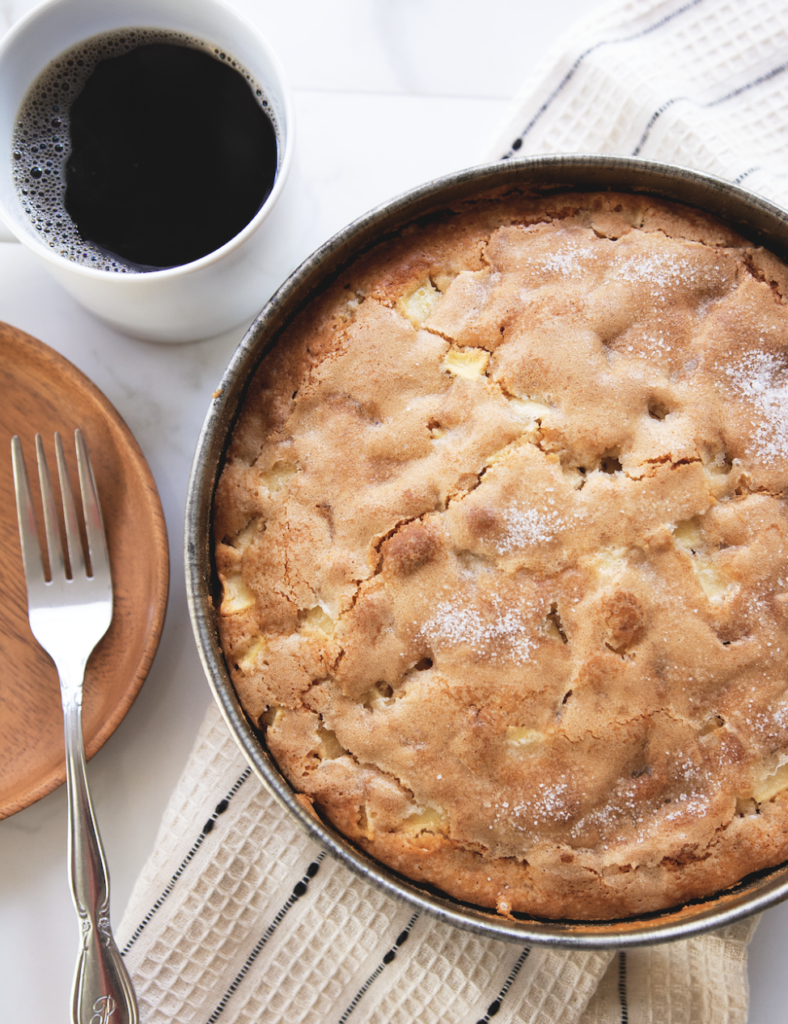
{"left": 501, "top": 0, "right": 705, "bottom": 157}
{"left": 733, "top": 166, "right": 761, "bottom": 185}
{"left": 121, "top": 767, "right": 252, "bottom": 956}
{"left": 335, "top": 913, "right": 420, "bottom": 1024}
{"left": 709, "top": 59, "right": 788, "bottom": 107}
{"left": 618, "top": 951, "right": 629, "bottom": 1023}
{"left": 631, "top": 96, "right": 685, "bottom": 155}
{"left": 206, "top": 853, "right": 327, "bottom": 1024}
{"left": 475, "top": 946, "right": 531, "bottom": 1024}
{"left": 733, "top": 166, "right": 788, "bottom": 185}
{"left": 632, "top": 59, "right": 788, "bottom": 155}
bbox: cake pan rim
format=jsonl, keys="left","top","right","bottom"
{"left": 185, "top": 153, "right": 788, "bottom": 948}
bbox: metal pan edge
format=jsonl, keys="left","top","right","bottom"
{"left": 185, "top": 154, "right": 788, "bottom": 947}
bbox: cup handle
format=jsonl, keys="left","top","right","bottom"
{"left": 0, "top": 209, "right": 19, "bottom": 243}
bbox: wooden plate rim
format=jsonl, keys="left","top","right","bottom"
{"left": 0, "top": 321, "right": 169, "bottom": 818}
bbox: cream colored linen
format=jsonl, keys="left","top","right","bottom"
{"left": 118, "top": 703, "right": 757, "bottom": 1024}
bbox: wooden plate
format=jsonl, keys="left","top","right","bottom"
{"left": 0, "top": 322, "right": 169, "bottom": 819}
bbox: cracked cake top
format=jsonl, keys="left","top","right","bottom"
{"left": 213, "top": 190, "right": 788, "bottom": 921}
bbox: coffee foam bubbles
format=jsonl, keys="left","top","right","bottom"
{"left": 12, "top": 28, "right": 275, "bottom": 273}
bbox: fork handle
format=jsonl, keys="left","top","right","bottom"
{"left": 63, "top": 696, "right": 138, "bottom": 1024}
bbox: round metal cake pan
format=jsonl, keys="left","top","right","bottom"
{"left": 186, "top": 153, "right": 788, "bottom": 948}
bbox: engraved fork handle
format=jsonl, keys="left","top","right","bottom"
{"left": 63, "top": 676, "right": 138, "bottom": 1024}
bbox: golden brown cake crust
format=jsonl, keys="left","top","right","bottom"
{"left": 213, "top": 190, "right": 788, "bottom": 920}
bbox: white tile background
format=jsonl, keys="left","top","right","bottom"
{"left": 1, "top": 1, "right": 787, "bottom": 1021}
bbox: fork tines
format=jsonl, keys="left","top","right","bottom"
{"left": 12, "top": 430, "right": 110, "bottom": 590}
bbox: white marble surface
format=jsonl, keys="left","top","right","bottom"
{"left": 1, "top": 1, "right": 787, "bottom": 1021}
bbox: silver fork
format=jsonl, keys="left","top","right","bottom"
{"left": 12, "top": 430, "right": 138, "bottom": 1024}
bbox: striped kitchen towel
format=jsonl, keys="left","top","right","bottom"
{"left": 119, "top": 0, "right": 783, "bottom": 1019}
{"left": 482, "top": 0, "right": 788, "bottom": 211}
{"left": 118, "top": 701, "right": 756, "bottom": 1024}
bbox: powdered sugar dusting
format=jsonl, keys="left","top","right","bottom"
{"left": 541, "top": 241, "right": 583, "bottom": 276}
{"left": 421, "top": 597, "right": 535, "bottom": 663}
{"left": 616, "top": 249, "right": 698, "bottom": 297}
{"left": 640, "top": 326, "right": 672, "bottom": 358}
{"left": 662, "top": 792, "right": 712, "bottom": 823}
{"left": 497, "top": 505, "right": 567, "bottom": 553}
{"left": 724, "top": 350, "right": 788, "bottom": 463}
{"left": 570, "top": 777, "right": 643, "bottom": 840}
{"left": 531, "top": 780, "right": 572, "bottom": 825}
{"left": 496, "top": 498, "right": 583, "bottom": 555}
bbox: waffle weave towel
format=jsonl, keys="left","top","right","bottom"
{"left": 119, "top": 0, "right": 788, "bottom": 1018}
{"left": 118, "top": 703, "right": 757, "bottom": 1024}
{"left": 481, "top": 0, "right": 788, "bottom": 213}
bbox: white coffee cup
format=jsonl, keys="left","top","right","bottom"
{"left": 0, "top": 0, "right": 294, "bottom": 342}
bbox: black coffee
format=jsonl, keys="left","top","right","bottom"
{"left": 12, "top": 30, "right": 278, "bottom": 272}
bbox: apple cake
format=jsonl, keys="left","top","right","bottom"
{"left": 213, "top": 189, "right": 788, "bottom": 920}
